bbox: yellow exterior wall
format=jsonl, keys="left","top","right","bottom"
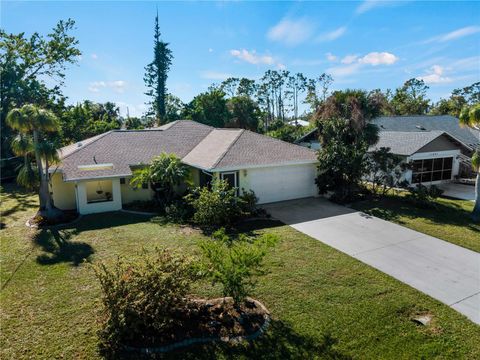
{"left": 120, "top": 177, "right": 154, "bottom": 204}
{"left": 50, "top": 172, "right": 76, "bottom": 210}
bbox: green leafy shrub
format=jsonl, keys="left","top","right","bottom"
{"left": 92, "top": 248, "right": 199, "bottom": 353}
{"left": 185, "top": 179, "right": 247, "bottom": 229}
{"left": 200, "top": 228, "right": 277, "bottom": 305}
{"left": 239, "top": 189, "right": 258, "bottom": 215}
{"left": 406, "top": 184, "right": 444, "bottom": 208}
{"left": 164, "top": 199, "right": 193, "bottom": 223}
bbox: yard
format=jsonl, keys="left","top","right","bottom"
{"left": 1, "top": 184, "right": 480, "bottom": 359}
{"left": 351, "top": 192, "right": 480, "bottom": 253}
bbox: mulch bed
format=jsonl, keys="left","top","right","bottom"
{"left": 123, "top": 297, "right": 270, "bottom": 353}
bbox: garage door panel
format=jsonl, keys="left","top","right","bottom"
{"left": 247, "top": 164, "right": 317, "bottom": 204}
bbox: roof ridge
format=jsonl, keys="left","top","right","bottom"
{"left": 211, "top": 129, "right": 245, "bottom": 169}
{"left": 59, "top": 130, "right": 114, "bottom": 160}
{"left": 247, "top": 129, "right": 316, "bottom": 153}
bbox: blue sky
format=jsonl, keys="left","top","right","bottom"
{"left": 3, "top": 1, "right": 480, "bottom": 117}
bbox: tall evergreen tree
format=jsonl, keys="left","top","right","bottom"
{"left": 144, "top": 11, "right": 173, "bottom": 125}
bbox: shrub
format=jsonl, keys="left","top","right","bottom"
{"left": 164, "top": 199, "right": 193, "bottom": 223}
{"left": 92, "top": 248, "right": 199, "bottom": 353}
{"left": 405, "top": 184, "right": 444, "bottom": 208}
{"left": 185, "top": 179, "right": 247, "bottom": 229}
{"left": 239, "top": 189, "right": 258, "bottom": 215}
{"left": 200, "top": 228, "right": 277, "bottom": 305}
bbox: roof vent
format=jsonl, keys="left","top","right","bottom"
{"left": 415, "top": 125, "right": 426, "bottom": 131}
{"left": 77, "top": 142, "right": 83, "bottom": 148}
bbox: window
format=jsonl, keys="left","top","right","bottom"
{"left": 411, "top": 157, "right": 453, "bottom": 184}
{"left": 120, "top": 178, "right": 126, "bottom": 185}
{"left": 220, "top": 171, "right": 239, "bottom": 194}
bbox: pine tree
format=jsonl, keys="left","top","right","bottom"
{"left": 144, "top": 11, "right": 173, "bottom": 125}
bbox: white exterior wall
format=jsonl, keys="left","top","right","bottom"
{"left": 406, "top": 149, "right": 461, "bottom": 185}
{"left": 240, "top": 163, "right": 318, "bottom": 204}
{"left": 76, "top": 178, "right": 122, "bottom": 214}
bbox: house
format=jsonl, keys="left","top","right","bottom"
{"left": 51, "top": 120, "right": 319, "bottom": 215}
{"left": 296, "top": 115, "right": 480, "bottom": 152}
{"left": 370, "top": 130, "right": 472, "bottom": 185}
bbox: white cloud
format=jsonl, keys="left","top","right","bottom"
{"left": 88, "top": 80, "right": 127, "bottom": 93}
{"left": 326, "top": 63, "right": 362, "bottom": 77}
{"left": 277, "top": 63, "right": 286, "bottom": 70}
{"left": 341, "top": 54, "right": 358, "bottom": 64}
{"left": 208, "top": 48, "right": 214, "bottom": 53}
{"left": 316, "top": 26, "right": 347, "bottom": 42}
{"left": 200, "top": 70, "right": 232, "bottom": 80}
{"left": 91, "top": 53, "right": 98, "bottom": 60}
{"left": 358, "top": 52, "right": 399, "bottom": 65}
{"left": 230, "top": 49, "right": 276, "bottom": 65}
{"left": 326, "top": 52, "right": 337, "bottom": 62}
{"left": 438, "top": 26, "right": 480, "bottom": 42}
{"left": 356, "top": 0, "right": 406, "bottom": 15}
{"left": 423, "top": 26, "right": 480, "bottom": 44}
{"left": 267, "top": 18, "right": 314, "bottom": 45}
{"left": 418, "top": 65, "right": 452, "bottom": 84}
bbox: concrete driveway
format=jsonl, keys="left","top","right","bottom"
{"left": 264, "top": 197, "right": 480, "bottom": 324}
{"left": 438, "top": 183, "right": 476, "bottom": 201}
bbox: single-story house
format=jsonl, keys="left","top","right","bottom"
{"left": 295, "top": 115, "right": 480, "bottom": 151}
{"left": 51, "top": 120, "right": 318, "bottom": 214}
{"left": 370, "top": 130, "right": 472, "bottom": 185}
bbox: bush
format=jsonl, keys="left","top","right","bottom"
{"left": 92, "top": 248, "right": 199, "bottom": 353}
{"left": 200, "top": 229, "right": 277, "bottom": 305}
{"left": 185, "top": 179, "right": 248, "bottom": 229}
{"left": 405, "top": 184, "right": 444, "bottom": 208}
{"left": 164, "top": 199, "right": 193, "bottom": 223}
{"left": 239, "top": 189, "right": 258, "bottom": 215}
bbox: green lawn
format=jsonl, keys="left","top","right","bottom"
{"left": 351, "top": 193, "right": 480, "bottom": 253}
{"left": 1, "top": 185, "right": 479, "bottom": 359}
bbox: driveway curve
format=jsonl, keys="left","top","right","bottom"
{"left": 264, "top": 197, "right": 480, "bottom": 324}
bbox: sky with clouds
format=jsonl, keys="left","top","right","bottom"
{"left": 3, "top": 1, "right": 480, "bottom": 117}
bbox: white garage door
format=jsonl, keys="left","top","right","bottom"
{"left": 246, "top": 163, "right": 317, "bottom": 204}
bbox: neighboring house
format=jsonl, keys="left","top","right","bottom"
{"left": 51, "top": 120, "right": 318, "bottom": 215}
{"left": 370, "top": 131, "right": 472, "bottom": 185}
{"left": 296, "top": 114, "right": 480, "bottom": 152}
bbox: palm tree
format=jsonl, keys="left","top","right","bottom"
{"left": 6, "top": 104, "right": 61, "bottom": 218}
{"left": 459, "top": 103, "right": 480, "bottom": 221}
{"left": 11, "top": 134, "right": 37, "bottom": 189}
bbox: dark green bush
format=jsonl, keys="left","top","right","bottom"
{"left": 185, "top": 179, "right": 248, "bottom": 229}
{"left": 92, "top": 248, "right": 199, "bottom": 354}
{"left": 406, "top": 184, "right": 444, "bottom": 208}
{"left": 200, "top": 228, "right": 277, "bottom": 305}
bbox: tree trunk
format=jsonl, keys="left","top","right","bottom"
{"left": 472, "top": 171, "right": 480, "bottom": 222}
{"left": 33, "top": 130, "right": 46, "bottom": 210}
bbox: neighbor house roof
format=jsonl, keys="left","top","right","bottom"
{"left": 57, "top": 120, "right": 317, "bottom": 181}
{"left": 370, "top": 130, "right": 470, "bottom": 156}
{"left": 372, "top": 115, "right": 479, "bottom": 149}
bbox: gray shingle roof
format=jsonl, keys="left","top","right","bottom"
{"left": 58, "top": 120, "right": 317, "bottom": 181}
{"left": 372, "top": 115, "right": 479, "bottom": 149}
{"left": 371, "top": 130, "right": 460, "bottom": 156}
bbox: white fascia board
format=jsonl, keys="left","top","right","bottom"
{"left": 64, "top": 173, "right": 132, "bottom": 182}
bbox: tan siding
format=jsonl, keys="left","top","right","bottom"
{"left": 50, "top": 173, "right": 76, "bottom": 210}
{"left": 417, "top": 135, "right": 459, "bottom": 153}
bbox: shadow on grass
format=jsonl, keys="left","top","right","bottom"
{"left": 33, "top": 228, "right": 94, "bottom": 266}
{"left": 354, "top": 195, "right": 479, "bottom": 231}
{"left": 1, "top": 184, "right": 37, "bottom": 221}
{"left": 116, "top": 320, "right": 351, "bottom": 360}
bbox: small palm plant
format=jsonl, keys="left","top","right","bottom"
{"left": 459, "top": 104, "right": 480, "bottom": 221}
{"left": 6, "top": 104, "right": 61, "bottom": 218}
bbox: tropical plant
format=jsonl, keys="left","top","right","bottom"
{"left": 200, "top": 228, "right": 277, "bottom": 305}
{"left": 6, "top": 104, "right": 61, "bottom": 218}
{"left": 92, "top": 247, "right": 199, "bottom": 353}
{"left": 0, "top": 19, "right": 80, "bottom": 158}
{"left": 130, "top": 153, "right": 191, "bottom": 206}
{"left": 144, "top": 12, "right": 173, "bottom": 125}
{"left": 227, "top": 95, "right": 260, "bottom": 130}
{"left": 184, "top": 89, "right": 230, "bottom": 127}
{"left": 185, "top": 179, "right": 247, "bottom": 228}
{"left": 459, "top": 103, "right": 480, "bottom": 221}
{"left": 365, "top": 147, "right": 408, "bottom": 196}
